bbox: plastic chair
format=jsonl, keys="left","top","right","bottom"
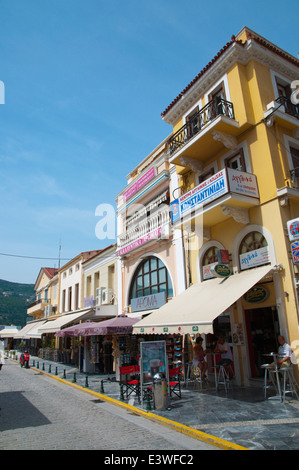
{"left": 169, "top": 367, "right": 181, "bottom": 398}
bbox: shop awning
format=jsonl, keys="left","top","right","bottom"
{"left": 14, "top": 320, "right": 43, "bottom": 339}
{"left": 132, "top": 265, "right": 274, "bottom": 335}
{"left": 24, "top": 320, "right": 47, "bottom": 339}
{"left": 55, "top": 315, "right": 140, "bottom": 337}
{"left": 0, "top": 327, "right": 21, "bottom": 338}
{"left": 38, "top": 309, "right": 95, "bottom": 334}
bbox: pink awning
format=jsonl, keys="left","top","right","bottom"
{"left": 55, "top": 316, "right": 140, "bottom": 337}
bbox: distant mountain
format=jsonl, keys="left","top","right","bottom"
{"left": 0, "top": 279, "right": 35, "bottom": 327}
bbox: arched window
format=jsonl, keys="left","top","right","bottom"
{"left": 202, "top": 246, "right": 218, "bottom": 280}
{"left": 239, "top": 231, "right": 269, "bottom": 270}
{"left": 129, "top": 256, "right": 173, "bottom": 301}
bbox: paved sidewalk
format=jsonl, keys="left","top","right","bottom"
{"left": 11, "top": 352, "right": 299, "bottom": 450}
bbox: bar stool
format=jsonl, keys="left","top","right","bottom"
{"left": 260, "top": 363, "right": 278, "bottom": 399}
{"left": 216, "top": 365, "right": 230, "bottom": 393}
{"left": 280, "top": 366, "right": 299, "bottom": 402}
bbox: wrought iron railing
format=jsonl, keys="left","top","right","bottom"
{"left": 290, "top": 168, "right": 299, "bottom": 188}
{"left": 27, "top": 298, "right": 51, "bottom": 309}
{"left": 169, "top": 97, "right": 235, "bottom": 155}
{"left": 276, "top": 96, "right": 299, "bottom": 119}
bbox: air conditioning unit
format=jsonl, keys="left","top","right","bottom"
{"left": 101, "top": 288, "right": 113, "bottom": 305}
{"left": 96, "top": 287, "right": 105, "bottom": 306}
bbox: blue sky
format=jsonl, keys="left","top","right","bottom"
{"left": 0, "top": 0, "right": 298, "bottom": 284}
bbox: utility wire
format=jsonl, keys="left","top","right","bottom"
{"left": 0, "top": 252, "right": 71, "bottom": 261}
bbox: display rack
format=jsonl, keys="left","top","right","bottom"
{"left": 166, "top": 335, "right": 183, "bottom": 368}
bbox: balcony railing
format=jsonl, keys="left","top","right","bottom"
{"left": 169, "top": 97, "right": 235, "bottom": 155}
{"left": 290, "top": 168, "right": 299, "bottom": 188}
{"left": 276, "top": 96, "right": 299, "bottom": 119}
{"left": 118, "top": 206, "right": 170, "bottom": 254}
{"left": 27, "top": 298, "right": 51, "bottom": 309}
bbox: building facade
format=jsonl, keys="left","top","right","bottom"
{"left": 134, "top": 27, "right": 299, "bottom": 386}
{"left": 116, "top": 136, "right": 185, "bottom": 321}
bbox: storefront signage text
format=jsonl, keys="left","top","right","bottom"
{"left": 131, "top": 291, "right": 166, "bottom": 312}
{"left": 240, "top": 247, "right": 270, "bottom": 270}
{"left": 171, "top": 168, "right": 259, "bottom": 223}
{"left": 212, "top": 264, "right": 231, "bottom": 278}
{"left": 123, "top": 167, "right": 156, "bottom": 202}
{"left": 243, "top": 286, "right": 269, "bottom": 303}
{"left": 119, "top": 226, "right": 162, "bottom": 256}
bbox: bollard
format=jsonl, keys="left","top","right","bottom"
{"left": 72, "top": 372, "right": 76, "bottom": 383}
{"left": 37, "top": 361, "right": 39, "bottom": 369}
{"left": 100, "top": 380, "right": 104, "bottom": 393}
{"left": 42, "top": 363, "right": 45, "bottom": 371}
{"left": 119, "top": 383, "right": 124, "bottom": 401}
{"left": 55, "top": 366, "right": 58, "bottom": 376}
{"left": 48, "top": 364, "right": 51, "bottom": 374}
{"left": 85, "top": 376, "right": 89, "bottom": 388}
{"left": 146, "top": 389, "right": 151, "bottom": 411}
{"left": 63, "top": 369, "right": 66, "bottom": 379}
{"left": 32, "top": 360, "right": 35, "bottom": 367}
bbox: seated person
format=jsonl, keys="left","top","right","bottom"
{"left": 214, "top": 335, "right": 233, "bottom": 379}
{"left": 193, "top": 337, "right": 208, "bottom": 379}
{"left": 269, "top": 335, "right": 292, "bottom": 369}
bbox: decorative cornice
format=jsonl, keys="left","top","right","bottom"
{"left": 161, "top": 33, "right": 299, "bottom": 125}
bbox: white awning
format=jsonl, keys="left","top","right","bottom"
{"left": 0, "top": 328, "right": 21, "bottom": 338}
{"left": 24, "top": 320, "right": 47, "bottom": 339}
{"left": 132, "top": 265, "right": 274, "bottom": 335}
{"left": 38, "top": 309, "right": 95, "bottom": 334}
{"left": 14, "top": 321, "right": 42, "bottom": 339}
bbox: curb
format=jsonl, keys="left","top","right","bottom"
{"left": 30, "top": 365, "right": 249, "bottom": 451}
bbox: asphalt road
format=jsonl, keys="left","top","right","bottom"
{"left": 0, "top": 359, "right": 218, "bottom": 452}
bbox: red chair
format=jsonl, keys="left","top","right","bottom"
{"left": 119, "top": 365, "right": 140, "bottom": 399}
{"left": 168, "top": 367, "right": 181, "bottom": 398}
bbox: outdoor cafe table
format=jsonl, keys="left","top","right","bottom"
{"left": 263, "top": 352, "right": 283, "bottom": 401}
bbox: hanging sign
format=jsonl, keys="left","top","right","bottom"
{"left": 217, "top": 249, "right": 230, "bottom": 264}
{"left": 291, "top": 241, "right": 299, "bottom": 264}
{"left": 287, "top": 218, "right": 299, "bottom": 242}
{"left": 212, "top": 264, "right": 231, "bottom": 278}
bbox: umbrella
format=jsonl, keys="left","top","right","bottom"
{"left": 55, "top": 316, "right": 140, "bottom": 337}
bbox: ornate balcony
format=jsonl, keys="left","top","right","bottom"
{"left": 169, "top": 97, "right": 236, "bottom": 158}
{"left": 118, "top": 205, "right": 171, "bottom": 256}
{"left": 276, "top": 96, "right": 299, "bottom": 120}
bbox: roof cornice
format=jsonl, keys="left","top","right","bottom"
{"left": 162, "top": 34, "right": 299, "bottom": 125}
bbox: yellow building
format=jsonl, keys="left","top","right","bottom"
{"left": 16, "top": 267, "right": 59, "bottom": 352}
{"left": 134, "top": 27, "right": 299, "bottom": 386}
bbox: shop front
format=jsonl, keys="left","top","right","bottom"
{"left": 132, "top": 264, "right": 281, "bottom": 386}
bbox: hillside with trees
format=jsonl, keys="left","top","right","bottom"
{"left": 0, "top": 279, "right": 35, "bottom": 327}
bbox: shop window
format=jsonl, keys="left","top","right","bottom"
{"left": 129, "top": 256, "right": 173, "bottom": 301}
{"left": 239, "top": 231, "right": 270, "bottom": 270}
{"left": 202, "top": 246, "right": 218, "bottom": 280}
